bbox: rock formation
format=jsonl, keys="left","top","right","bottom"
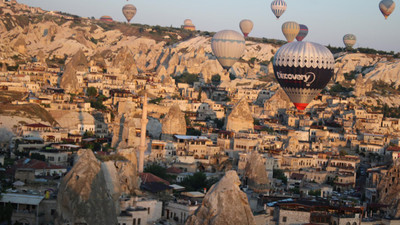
{"left": 161, "top": 104, "right": 186, "bottom": 140}
{"left": 57, "top": 149, "right": 139, "bottom": 224}
{"left": 354, "top": 74, "right": 373, "bottom": 97}
{"left": 377, "top": 160, "right": 400, "bottom": 218}
{"left": 263, "top": 88, "right": 293, "bottom": 116}
{"left": 334, "top": 53, "right": 377, "bottom": 83}
{"left": 66, "top": 49, "right": 89, "bottom": 72}
{"left": 56, "top": 150, "right": 118, "bottom": 225}
{"left": 59, "top": 64, "right": 80, "bottom": 93}
{"left": 226, "top": 98, "right": 254, "bottom": 133}
{"left": 110, "top": 46, "right": 138, "bottom": 78}
{"left": 185, "top": 170, "right": 256, "bottom": 225}
{"left": 59, "top": 50, "right": 88, "bottom": 93}
{"left": 364, "top": 60, "right": 400, "bottom": 88}
{"left": 111, "top": 115, "right": 142, "bottom": 149}
{"left": 13, "top": 36, "right": 26, "bottom": 54}
{"left": 244, "top": 151, "right": 271, "bottom": 192}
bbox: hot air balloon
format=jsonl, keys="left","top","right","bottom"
{"left": 122, "top": 4, "right": 137, "bottom": 23}
{"left": 239, "top": 19, "right": 254, "bottom": 37}
{"left": 271, "top": 0, "right": 287, "bottom": 19}
{"left": 273, "top": 41, "right": 335, "bottom": 111}
{"left": 379, "top": 0, "right": 395, "bottom": 19}
{"left": 282, "top": 21, "right": 300, "bottom": 42}
{"left": 211, "top": 30, "right": 245, "bottom": 70}
{"left": 343, "top": 34, "right": 356, "bottom": 49}
{"left": 296, "top": 24, "right": 308, "bottom": 42}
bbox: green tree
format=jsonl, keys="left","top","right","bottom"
{"left": 87, "top": 87, "right": 98, "bottom": 97}
{"left": 273, "top": 169, "right": 287, "bottom": 184}
{"left": 144, "top": 164, "right": 168, "bottom": 180}
{"left": 213, "top": 118, "right": 225, "bottom": 129}
{"left": 30, "top": 153, "right": 45, "bottom": 161}
{"left": 179, "top": 172, "right": 212, "bottom": 191}
{"left": 187, "top": 128, "right": 202, "bottom": 136}
{"left": 211, "top": 74, "right": 221, "bottom": 84}
{"left": 308, "top": 189, "right": 321, "bottom": 197}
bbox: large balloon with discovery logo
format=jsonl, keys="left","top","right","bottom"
{"left": 273, "top": 41, "right": 335, "bottom": 111}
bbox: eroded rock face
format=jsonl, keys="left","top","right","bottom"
{"left": 59, "top": 49, "right": 88, "bottom": 93}
{"left": 57, "top": 149, "right": 139, "bottom": 224}
{"left": 56, "top": 150, "right": 118, "bottom": 225}
{"left": 354, "top": 74, "right": 373, "bottom": 97}
{"left": 334, "top": 53, "right": 377, "bottom": 83}
{"left": 365, "top": 59, "right": 400, "bottom": 88}
{"left": 185, "top": 170, "right": 256, "bottom": 225}
{"left": 263, "top": 88, "right": 292, "bottom": 116}
{"left": 110, "top": 46, "right": 138, "bottom": 78}
{"left": 244, "top": 151, "right": 270, "bottom": 192}
{"left": 377, "top": 160, "right": 400, "bottom": 218}
{"left": 161, "top": 104, "right": 186, "bottom": 139}
{"left": 226, "top": 98, "right": 254, "bottom": 133}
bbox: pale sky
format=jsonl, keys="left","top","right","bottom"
{"left": 19, "top": 0, "right": 400, "bottom": 52}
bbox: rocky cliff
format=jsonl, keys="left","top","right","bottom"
{"left": 353, "top": 74, "right": 373, "bottom": 97}
{"left": 334, "top": 53, "right": 378, "bottom": 83}
{"left": 377, "top": 160, "right": 400, "bottom": 218}
{"left": 57, "top": 149, "right": 139, "bottom": 224}
{"left": 185, "top": 170, "right": 256, "bottom": 225}
{"left": 364, "top": 59, "right": 400, "bottom": 88}
{"left": 263, "top": 88, "right": 293, "bottom": 116}
{"left": 226, "top": 98, "right": 254, "bottom": 133}
{"left": 56, "top": 150, "right": 118, "bottom": 225}
{"left": 244, "top": 151, "right": 271, "bottom": 192}
{"left": 161, "top": 104, "right": 186, "bottom": 140}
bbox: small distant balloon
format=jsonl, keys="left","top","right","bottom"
{"left": 239, "top": 19, "right": 254, "bottom": 37}
{"left": 282, "top": 21, "right": 300, "bottom": 43}
{"left": 122, "top": 4, "right": 137, "bottom": 23}
{"left": 273, "top": 41, "right": 335, "bottom": 111}
{"left": 211, "top": 30, "right": 245, "bottom": 71}
{"left": 379, "top": 0, "right": 395, "bottom": 19}
{"left": 271, "top": 0, "right": 287, "bottom": 19}
{"left": 296, "top": 24, "right": 308, "bottom": 42}
{"left": 343, "top": 34, "right": 356, "bottom": 49}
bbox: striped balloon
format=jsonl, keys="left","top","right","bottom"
{"left": 239, "top": 19, "right": 254, "bottom": 37}
{"left": 343, "top": 34, "right": 356, "bottom": 49}
{"left": 296, "top": 24, "right": 308, "bottom": 42}
{"left": 379, "top": 0, "right": 395, "bottom": 19}
{"left": 282, "top": 21, "right": 300, "bottom": 43}
{"left": 271, "top": 0, "right": 287, "bottom": 19}
{"left": 211, "top": 30, "right": 245, "bottom": 70}
{"left": 122, "top": 4, "right": 137, "bottom": 23}
{"left": 273, "top": 42, "right": 335, "bottom": 111}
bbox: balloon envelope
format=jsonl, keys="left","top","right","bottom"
{"left": 379, "top": 0, "right": 395, "bottom": 19}
{"left": 282, "top": 21, "right": 300, "bottom": 43}
{"left": 271, "top": 0, "right": 287, "bottom": 19}
{"left": 273, "top": 42, "right": 335, "bottom": 110}
{"left": 239, "top": 19, "right": 254, "bottom": 37}
{"left": 343, "top": 34, "right": 356, "bottom": 49}
{"left": 122, "top": 4, "right": 137, "bottom": 23}
{"left": 296, "top": 24, "right": 308, "bottom": 42}
{"left": 211, "top": 30, "right": 245, "bottom": 70}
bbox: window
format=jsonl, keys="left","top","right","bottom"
{"left": 283, "top": 216, "right": 287, "bottom": 222}
{"left": 133, "top": 219, "right": 136, "bottom": 225}
{"left": 148, "top": 208, "right": 150, "bottom": 214}
{"left": 138, "top": 218, "right": 141, "bottom": 225}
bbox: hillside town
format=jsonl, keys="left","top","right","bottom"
{"left": 1, "top": 1, "right": 400, "bottom": 225}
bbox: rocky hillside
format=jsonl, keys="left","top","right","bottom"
{"left": 1, "top": 2, "right": 399, "bottom": 104}
{"left": 185, "top": 170, "right": 256, "bottom": 225}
